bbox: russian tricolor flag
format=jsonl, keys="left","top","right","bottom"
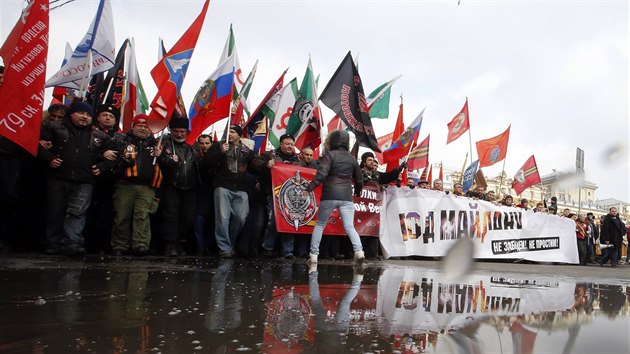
{"left": 187, "top": 56, "right": 235, "bottom": 144}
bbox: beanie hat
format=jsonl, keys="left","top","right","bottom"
{"left": 169, "top": 117, "right": 189, "bottom": 130}
{"left": 361, "top": 151, "right": 375, "bottom": 163}
{"left": 96, "top": 104, "right": 120, "bottom": 120}
{"left": 68, "top": 101, "right": 94, "bottom": 117}
{"left": 230, "top": 125, "right": 243, "bottom": 137}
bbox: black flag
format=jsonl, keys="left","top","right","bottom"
{"left": 320, "top": 51, "right": 380, "bottom": 152}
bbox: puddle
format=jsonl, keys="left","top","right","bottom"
{"left": 0, "top": 257, "right": 628, "bottom": 353}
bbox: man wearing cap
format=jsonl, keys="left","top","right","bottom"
{"left": 158, "top": 117, "right": 201, "bottom": 256}
{"left": 84, "top": 104, "right": 126, "bottom": 254}
{"left": 205, "top": 125, "right": 255, "bottom": 258}
{"left": 253, "top": 133, "right": 303, "bottom": 259}
{"left": 38, "top": 101, "right": 108, "bottom": 256}
{"left": 109, "top": 114, "right": 163, "bottom": 256}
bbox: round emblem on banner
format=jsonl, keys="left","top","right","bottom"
{"left": 514, "top": 169, "right": 526, "bottom": 184}
{"left": 452, "top": 113, "right": 466, "bottom": 133}
{"left": 278, "top": 170, "right": 317, "bottom": 230}
{"left": 294, "top": 96, "right": 314, "bottom": 124}
{"left": 489, "top": 146, "right": 502, "bottom": 163}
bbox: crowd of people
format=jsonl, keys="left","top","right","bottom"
{"left": 0, "top": 65, "right": 627, "bottom": 263}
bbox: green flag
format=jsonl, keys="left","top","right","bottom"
{"left": 366, "top": 75, "right": 401, "bottom": 119}
{"left": 286, "top": 57, "right": 317, "bottom": 137}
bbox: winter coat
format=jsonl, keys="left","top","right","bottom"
{"left": 252, "top": 148, "right": 302, "bottom": 196}
{"left": 600, "top": 213, "right": 627, "bottom": 250}
{"left": 159, "top": 136, "right": 200, "bottom": 190}
{"left": 38, "top": 119, "right": 107, "bottom": 184}
{"left": 113, "top": 131, "right": 162, "bottom": 188}
{"left": 306, "top": 130, "right": 363, "bottom": 201}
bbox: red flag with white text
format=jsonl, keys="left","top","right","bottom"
{"left": 0, "top": 0, "right": 49, "bottom": 156}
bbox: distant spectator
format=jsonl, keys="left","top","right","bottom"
{"left": 548, "top": 196, "right": 558, "bottom": 215}
{"left": 516, "top": 198, "right": 529, "bottom": 210}
{"left": 598, "top": 207, "right": 627, "bottom": 267}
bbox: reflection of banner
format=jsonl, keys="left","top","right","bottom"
{"left": 380, "top": 187, "right": 578, "bottom": 263}
{"left": 264, "top": 285, "right": 377, "bottom": 352}
{"left": 271, "top": 163, "right": 381, "bottom": 236}
{"left": 376, "top": 268, "right": 575, "bottom": 335}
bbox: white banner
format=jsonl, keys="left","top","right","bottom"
{"left": 380, "top": 187, "right": 579, "bottom": 264}
{"left": 376, "top": 268, "right": 575, "bottom": 334}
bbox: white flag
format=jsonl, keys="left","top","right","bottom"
{"left": 45, "top": 0, "right": 116, "bottom": 88}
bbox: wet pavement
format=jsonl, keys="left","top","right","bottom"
{"left": 1, "top": 255, "right": 629, "bottom": 353}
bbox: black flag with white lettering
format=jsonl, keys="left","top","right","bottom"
{"left": 320, "top": 51, "right": 380, "bottom": 152}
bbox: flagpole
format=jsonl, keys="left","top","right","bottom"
{"left": 78, "top": 50, "right": 93, "bottom": 100}
{"left": 498, "top": 156, "right": 508, "bottom": 197}
{"left": 459, "top": 152, "right": 468, "bottom": 183}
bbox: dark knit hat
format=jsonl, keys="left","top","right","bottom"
{"left": 68, "top": 101, "right": 94, "bottom": 117}
{"left": 361, "top": 151, "right": 375, "bottom": 163}
{"left": 96, "top": 104, "right": 120, "bottom": 120}
{"left": 230, "top": 125, "right": 243, "bottom": 137}
{"left": 169, "top": 117, "right": 189, "bottom": 130}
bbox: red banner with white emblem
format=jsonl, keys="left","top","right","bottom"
{"left": 0, "top": 0, "right": 49, "bottom": 156}
{"left": 271, "top": 163, "right": 381, "bottom": 237}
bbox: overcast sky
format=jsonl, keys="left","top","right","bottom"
{"left": 1, "top": 0, "right": 628, "bottom": 201}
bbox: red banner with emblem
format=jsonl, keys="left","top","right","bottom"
{"left": 271, "top": 163, "right": 381, "bottom": 237}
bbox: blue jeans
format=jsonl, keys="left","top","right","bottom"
{"left": 262, "top": 195, "right": 294, "bottom": 257}
{"left": 46, "top": 180, "right": 93, "bottom": 251}
{"left": 214, "top": 187, "right": 249, "bottom": 254}
{"left": 310, "top": 200, "right": 362, "bottom": 256}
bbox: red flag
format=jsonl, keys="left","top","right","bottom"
{"left": 438, "top": 162, "right": 443, "bottom": 181}
{"left": 326, "top": 115, "right": 345, "bottom": 132}
{"left": 147, "top": 0, "right": 210, "bottom": 132}
{"left": 213, "top": 131, "right": 218, "bottom": 143}
{"left": 427, "top": 165, "right": 433, "bottom": 185}
{"left": 446, "top": 98, "right": 470, "bottom": 144}
{"left": 0, "top": 0, "right": 50, "bottom": 156}
{"left": 511, "top": 155, "right": 541, "bottom": 195}
{"left": 382, "top": 108, "right": 424, "bottom": 171}
{"left": 407, "top": 135, "right": 429, "bottom": 171}
{"left": 476, "top": 125, "right": 510, "bottom": 168}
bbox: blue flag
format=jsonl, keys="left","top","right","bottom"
{"left": 462, "top": 160, "right": 479, "bottom": 193}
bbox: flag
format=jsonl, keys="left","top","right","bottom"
{"left": 367, "top": 75, "right": 401, "bottom": 118}
{"left": 476, "top": 125, "right": 510, "bottom": 168}
{"left": 85, "top": 72, "right": 106, "bottom": 107}
{"left": 511, "top": 155, "right": 541, "bottom": 195}
{"left": 474, "top": 168, "right": 487, "bottom": 189}
{"left": 0, "top": 0, "right": 49, "bottom": 156}
{"left": 289, "top": 57, "right": 322, "bottom": 150}
{"left": 320, "top": 51, "right": 379, "bottom": 152}
{"left": 45, "top": 0, "right": 116, "bottom": 88}
{"left": 427, "top": 165, "right": 433, "bottom": 185}
{"left": 374, "top": 132, "right": 394, "bottom": 162}
{"left": 419, "top": 167, "right": 428, "bottom": 181}
{"left": 268, "top": 78, "right": 298, "bottom": 148}
{"left": 446, "top": 98, "right": 470, "bottom": 144}
{"left": 382, "top": 108, "right": 424, "bottom": 167}
{"left": 462, "top": 160, "right": 479, "bottom": 192}
{"left": 158, "top": 39, "right": 188, "bottom": 123}
{"left": 243, "top": 69, "right": 288, "bottom": 153}
{"left": 231, "top": 60, "right": 258, "bottom": 126}
{"left": 407, "top": 135, "right": 430, "bottom": 171}
{"left": 327, "top": 115, "right": 346, "bottom": 132}
{"left": 219, "top": 24, "right": 245, "bottom": 91}
{"left": 187, "top": 56, "right": 235, "bottom": 144}
{"left": 97, "top": 39, "right": 129, "bottom": 109}
{"left": 438, "top": 163, "right": 443, "bottom": 181}
{"left": 147, "top": 0, "right": 210, "bottom": 132}
{"left": 120, "top": 39, "right": 149, "bottom": 131}
{"left": 213, "top": 131, "right": 219, "bottom": 143}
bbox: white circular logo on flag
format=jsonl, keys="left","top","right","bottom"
{"left": 452, "top": 113, "right": 466, "bottom": 133}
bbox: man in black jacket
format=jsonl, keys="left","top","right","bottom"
{"left": 159, "top": 117, "right": 200, "bottom": 256}
{"left": 254, "top": 134, "right": 302, "bottom": 259}
{"left": 598, "top": 207, "right": 627, "bottom": 267}
{"left": 39, "top": 102, "right": 107, "bottom": 256}
{"left": 204, "top": 125, "right": 255, "bottom": 258}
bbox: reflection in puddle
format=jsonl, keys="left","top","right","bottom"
{"left": 0, "top": 259, "right": 628, "bottom": 353}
